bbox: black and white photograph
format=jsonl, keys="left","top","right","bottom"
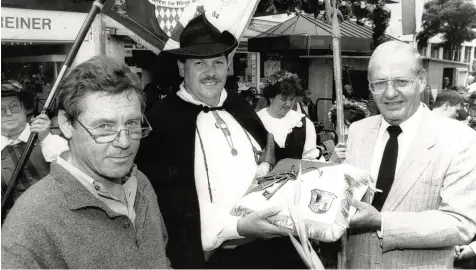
{"left": 1, "top": 0, "right": 476, "bottom": 268}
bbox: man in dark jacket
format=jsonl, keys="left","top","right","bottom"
{"left": 298, "top": 89, "right": 317, "bottom": 122}
{"left": 136, "top": 14, "right": 305, "bottom": 269}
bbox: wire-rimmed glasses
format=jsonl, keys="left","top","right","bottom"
{"left": 73, "top": 115, "right": 152, "bottom": 144}
{"left": 369, "top": 77, "right": 418, "bottom": 95}
{"left": 1, "top": 102, "right": 23, "bottom": 115}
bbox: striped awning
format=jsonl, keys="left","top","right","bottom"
{"left": 249, "top": 14, "right": 398, "bottom": 53}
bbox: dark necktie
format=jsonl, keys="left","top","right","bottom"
{"left": 372, "top": 125, "right": 402, "bottom": 211}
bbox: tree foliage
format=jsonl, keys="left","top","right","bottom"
{"left": 417, "top": 0, "right": 476, "bottom": 56}
{"left": 368, "top": 3, "right": 391, "bottom": 48}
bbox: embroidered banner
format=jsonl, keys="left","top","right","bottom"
{"left": 103, "top": 0, "right": 260, "bottom": 54}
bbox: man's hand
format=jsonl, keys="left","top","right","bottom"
{"left": 255, "top": 162, "right": 271, "bottom": 178}
{"left": 333, "top": 143, "right": 347, "bottom": 161}
{"left": 349, "top": 199, "right": 382, "bottom": 229}
{"left": 237, "top": 206, "right": 292, "bottom": 239}
{"left": 455, "top": 245, "right": 476, "bottom": 260}
{"left": 30, "top": 114, "right": 51, "bottom": 142}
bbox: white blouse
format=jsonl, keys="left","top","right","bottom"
{"left": 257, "top": 108, "right": 322, "bottom": 160}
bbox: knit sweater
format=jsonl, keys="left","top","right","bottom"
{"left": 1, "top": 162, "right": 170, "bottom": 269}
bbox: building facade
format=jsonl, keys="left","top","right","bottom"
{"left": 386, "top": 0, "right": 476, "bottom": 94}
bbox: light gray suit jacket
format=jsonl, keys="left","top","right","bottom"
{"left": 343, "top": 108, "right": 476, "bottom": 269}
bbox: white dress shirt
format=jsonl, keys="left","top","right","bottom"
{"left": 177, "top": 84, "right": 261, "bottom": 251}
{"left": 1, "top": 124, "right": 32, "bottom": 151}
{"left": 370, "top": 104, "right": 426, "bottom": 182}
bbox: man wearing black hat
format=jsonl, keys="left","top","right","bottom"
{"left": 136, "top": 14, "right": 305, "bottom": 269}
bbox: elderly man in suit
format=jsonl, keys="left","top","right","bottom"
{"left": 343, "top": 41, "right": 476, "bottom": 269}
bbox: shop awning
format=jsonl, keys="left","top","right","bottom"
{"left": 248, "top": 13, "right": 398, "bottom": 53}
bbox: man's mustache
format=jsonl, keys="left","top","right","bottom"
{"left": 200, "top": 76, "right": 222, "bottom": 83}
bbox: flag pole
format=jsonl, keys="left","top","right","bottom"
{"left": 328, "top": 0, "right": 345, "bottom": 145}
{"left": 1, "top": 0, "right": 108, "bottom": 211}
{"left": 325, "top": 0, "right": 346, "bottom": 268}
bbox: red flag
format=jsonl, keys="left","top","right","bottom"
{"left": 103, "top": 0, "right": 260, "bottom": 54}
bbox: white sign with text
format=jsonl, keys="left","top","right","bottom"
{"left": 1, "top": 8, "right": 88, "bottom": 42}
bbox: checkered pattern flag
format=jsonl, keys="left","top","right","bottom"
{"left": 103, "top": 0, "right": 260, "bottom": 54}
{"left": 155, "top": 6, "right": 183, "bottom": 37}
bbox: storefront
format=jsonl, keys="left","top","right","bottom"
{"left": 232, "top": 14, "right": 293, "bottom": 92}
{"left": 1, "top": 7, "right": 95, "bottom": 112}
{"left": 233, "top": 48, "right": 261, "bottom": 91}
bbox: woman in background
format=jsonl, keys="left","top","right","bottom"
{"left": 257, "top": 70, "right": 323, "bottom": 161}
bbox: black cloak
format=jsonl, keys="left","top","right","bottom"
{"left": 136, "top": 90, "right": 305, "bottom": 269}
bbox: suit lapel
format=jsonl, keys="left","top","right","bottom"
{"left": 385, "top": 111, "right": 437, "bottom": 211}
{"left": 355, "top": 119, "right": 380, "bottom": 204}
{"left": 361, "top": 126, "right": 379, "bottom": 173}
{"left": 357, "top": 117, "right": 381, "bottom": 173}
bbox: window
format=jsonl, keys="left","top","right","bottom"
{"left": 464, "top": 47, "right": 471, "bottom": 63}
{"left": 431, "top": 44, "right": 439, "bottom": 58}
{"left": 454, "top": 47, "right": 462, "bottom": 62}
{"left": 420, "top": 47, "right": 427, "bottom": 57}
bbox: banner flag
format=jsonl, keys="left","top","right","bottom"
{"left": 103, "top": 0, "right": 260, "bottom": 54}
{"left": 401, "top": 0, "right": 416, "bottom": 35}
{"left": 401, "top": 0, "right": 425, "bottom": 36}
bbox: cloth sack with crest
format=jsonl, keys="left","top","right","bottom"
{"left": 231, "top": 158, "right": 372, "bottom": 242}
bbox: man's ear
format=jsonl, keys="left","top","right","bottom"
{"left": 58, "top": 110, "right": 73, "bottom": 140}
{"left": 417, "top": 69, "right": 428, "bottom": 94}
{"left": 177, "top": 60, "right": 185, "bottom": 78}
{"left": 443, "top": 101, "right": 450, "bottom": 110}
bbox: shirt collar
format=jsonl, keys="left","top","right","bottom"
{"left": 176, "top": 82, "right": 227, "bottom": 107}
{"left": 379, "top": 102, "right": 426, "bottom": 134}
{"left": 1, "top": 123, "right": 31, "bottom": 151}
{"left": 56, "top": 154, "right": 138, "bottom": 202}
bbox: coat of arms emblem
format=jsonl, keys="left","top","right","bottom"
{"left": 149, "top": 0, "right": 199, "bottom": 37}
{"left": 308, "top": 189, "right": 337, "bottom": 214}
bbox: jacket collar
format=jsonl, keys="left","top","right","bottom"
{"left": 165, "top": 88, "right": 268, "bottom": 149}
{"left": 1, "top": 123, "right": 31, "bottom": 151}
{"left": 52, "top": 160, "right": 147, "bottom": 219}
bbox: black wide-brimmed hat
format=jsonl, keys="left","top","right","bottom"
{"left": 165, "top": 13, "right": 238, "bottom": 57}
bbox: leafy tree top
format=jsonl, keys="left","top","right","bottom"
{"left": 417, "top": 0, "right": 476, "bottom": 50}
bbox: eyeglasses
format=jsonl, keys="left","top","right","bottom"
{"left": 73, "top": 115, "right": 153, "bottom": 144}
{"left": 1, "top": 102, "right": 23, "bottom": 115}
{"left": 369, "top": 77, "right": 418, "bottom": 95}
